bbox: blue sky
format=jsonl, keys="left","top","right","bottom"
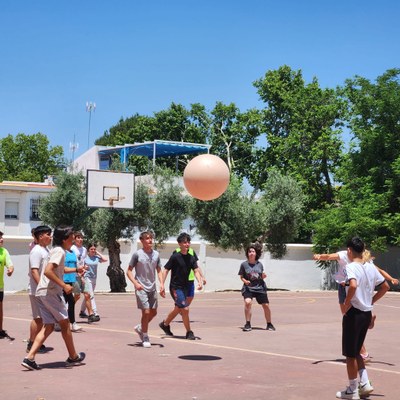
{"left": 1, "top": 0, "right": 399, "bottom": 162}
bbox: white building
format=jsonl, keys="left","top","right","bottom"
{"left": 0, "top": 179, "right": 56, "bottom": 237}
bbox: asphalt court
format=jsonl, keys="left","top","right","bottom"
{"left": 1, "top": 290, "right": 399, "bottom": 400}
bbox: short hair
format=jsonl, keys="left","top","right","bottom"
{"left": 245, "top": 242, "right": 263, "bottom": 260}
{"left": 52, "top": 225, "right": 74, "bottom": 247}
{"left": 34, "top": 225, "right": 52, "bottom": 239}
{"left": 139, "top": 230, "right": 154, "bottom": 240}
{"left": 0, "top": 231, "right": 3, "bottom": 237}
{"left": 74, "top": 231, "right": 84, "bottom": 238}
{"left": 177, "top": 232, "right": 191, "bottom": 243}
{"left": 346, "top": 237, "right": 365, "bottom": 255}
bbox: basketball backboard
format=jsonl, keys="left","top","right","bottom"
{"left": 86, "top": 169, "right": 134, "bottom": 209}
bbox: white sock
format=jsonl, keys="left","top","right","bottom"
{"left": 349, "top": 378, "right": 358, "bottom": 392}
{"left": 359, "top": 368, "right": 369, "bottom": 385}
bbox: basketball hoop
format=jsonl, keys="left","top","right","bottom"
{"left": 107, "top": 196, "right": 126, "bottom": 207}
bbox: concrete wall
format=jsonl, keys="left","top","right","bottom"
{"left": 3, "top": 238, "right": 327, "bottom": 293}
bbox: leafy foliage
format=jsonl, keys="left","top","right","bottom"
{"left": 0, "top": 133, "right": 64, "bottom": 182}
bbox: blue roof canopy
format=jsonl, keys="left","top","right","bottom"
{"left": 98, "top": 140, "right": 211, "bottom": 169}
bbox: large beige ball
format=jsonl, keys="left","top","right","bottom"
{"left": 183, "top": 154, "right": 230, "bottom": 201}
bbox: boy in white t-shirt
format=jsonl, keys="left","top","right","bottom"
{"left": 22, "top": 226, "right": 86, "bottom": 371}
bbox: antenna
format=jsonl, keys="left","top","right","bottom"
{"left": 70, "top": 133, "right": 79, "bottom": 163}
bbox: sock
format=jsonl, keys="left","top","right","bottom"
{"left": 359, "top": 368, "right": 369, "bottom": 385}
{"left": 349, "top": 378, "right": 358, "bottom": 392}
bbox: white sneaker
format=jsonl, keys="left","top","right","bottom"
{"left": 71, "top": 322, "right": 82, "bottom": 332}
{"left": 134, "top": 324, "right": 143, "bottom": 341}
{"left": 54, "top": 323, "right": 61, "bottom": 332}
{"left": 142, "top": 337, "right": 151, "bottom": 348}
{"left": 336, "top": 387, "right": 360, "bottom": 399}
{"left": 359, "top": 381, "right": 374, "bottom": 397}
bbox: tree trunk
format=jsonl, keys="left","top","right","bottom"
{"left": 106, "top": 239, "right": 127, "bottom": 292}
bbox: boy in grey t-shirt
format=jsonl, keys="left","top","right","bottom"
{"left": 126, "top": 231, "right": 164, "bottom": 348}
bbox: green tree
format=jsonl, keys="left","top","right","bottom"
{"left": 0, "top": 133, "right": 64, "bottom": 182}
{"left": 253, "top": 65, "right": 345, "bottom": 210}
{"left": 95, "top": 103, "right": 209, "bottom": 174}
{"left": 191, "top": 171, "right": 304, "bottom": 257}
{"left": 312, "top": 69, "right": 400, "bottom": 252}
{"left": 260, "top": 168, "right": 305, "bottom": 258}
{"left": 39, "top": 171, "right": 88, "bottom": 228}
{"left": 208, "top": 102, "right": 261, "bottom": 179}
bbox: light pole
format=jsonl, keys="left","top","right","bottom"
{"left": 86, "top": 101, "right": 96, "bottom": 149}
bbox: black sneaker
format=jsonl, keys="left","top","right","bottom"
{"left": 266, "top": 323, "right": 276, "bottom": 331}
{"left": 66, "top": 352, "right": 86, "bottom": 365}
{"left": 26, "top": 340, "right": 46, "bottom": 353}
{"left": 88, "top": 314, "right": 97, "bottom": 323}
{"left": 243, "top": 322, "right": 252, "bottom": 331}
{"left": 21, "top": 358, "right": 41, "bottom": 370}
{"left": 93, "top": 314, "right": 100, "bottom": 322}
{"left": 0, "top": 330, "right": 14, "bottom": 340}
{"left": 159, "top": 321, "right": 173, "bottom": 336}
{"left": 185, "top": 330, "right": 195, "bottom": 340}
{"left": 79, "top": 312, "right": 89, "bottom": 318}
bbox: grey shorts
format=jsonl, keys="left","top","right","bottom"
{"left": 29, "top": 294, "right": 42, "bottom": 319}
{"left": 37, "top": 293, "right": 68, "bottom": 324}
{"left": 135, "top": 289, "right": 158, "bottom": 309}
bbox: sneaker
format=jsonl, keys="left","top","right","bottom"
{"left": 54, "top": 323, "right": 61, "bottom": 332}
{"left": 243, "top": 322, "right": 252, "bottom": 331}
{"left": 336, "top": 387, "right": 360, "bottom": 399}
{"left": 142, "top": 336, "right": 151, "bottom": 348}
{"left": 27, "top": 341, "right": 47, "bottom": 353}
{"left": 88, "top": 314, "right": 97, "bottom": 323}
{"left": 71, "top": 322, "right": 82, "bottom": 332}
{"left": 79, "top": 312, "right": 89, "bottom": 318}
{"left": 0, "top": 330, "right": 7, "bottom": 338}
{"left": 134, "top": 324, "right": 143, "bottom": 341}
{"left": 266, "top": 323, "right": 276, "bottom": 331}
{"left": 38, "top": 344, "right": 47, "bottom": 353}
{"left": 159, "top": 321, "right": 173, "bottom": 336}
{"left": 185, "top": 330, "right": 195, "bottom": 340}
{"left": 66, "top": 352, "right": 86, "bottom": 365}
{"left": 359, "top": 381, "right": 374, "bottom": 397}
{"left": 93, "top": 314, "right": 100, "bottom": 322}
{"left": 21, "top": 358, "right": 41, "bottom": 371}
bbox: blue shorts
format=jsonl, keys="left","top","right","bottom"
{"left": 170, "top": 287, "right": 189, "bottom": 308}
{"left": 187, "top": 281, "right": 195, "bottom": 298}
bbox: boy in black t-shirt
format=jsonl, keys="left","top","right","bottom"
{"left": 159, "top": 233, "right": 203, "bottom": 340}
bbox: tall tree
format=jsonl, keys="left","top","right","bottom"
{"left": 95, "top": 103, "right": 209, "bottom": 174}
{"left": 253, "top": 65, "right": 345, "bottom": 210}
{"left": 0, "top": 133, "right": 64, "bottom": 182}
{"left": 208, "top": 102, "right": 261, "bottom": 179}
{"left": 191, "top": 171, "right": 304, "bottom": 257}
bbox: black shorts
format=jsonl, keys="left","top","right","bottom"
{"left": 242, "top": 288, "right": 269, "bottom": 304}
{"left": 342, "top": 307, "right": 371, "bottom": 358}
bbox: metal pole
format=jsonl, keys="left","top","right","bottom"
{"left": 86, "top": 101, "right": 96, "bottom": 149}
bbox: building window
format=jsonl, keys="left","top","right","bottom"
{"left": 5, "top": 201, "right": 19, "bottom": 220}
{"left": 30, "top": 198, "right": 42, "bottom": 221}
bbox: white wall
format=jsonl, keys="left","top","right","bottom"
{"left": 3, "top": 238, "right": 327, "bottom": 293}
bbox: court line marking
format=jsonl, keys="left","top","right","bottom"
{"left": 6, "top": 316, "right": 399, "bottom": 375}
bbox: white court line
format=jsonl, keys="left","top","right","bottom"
{"left": 6, "top": 316, "right": 400, "bottom": 376}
